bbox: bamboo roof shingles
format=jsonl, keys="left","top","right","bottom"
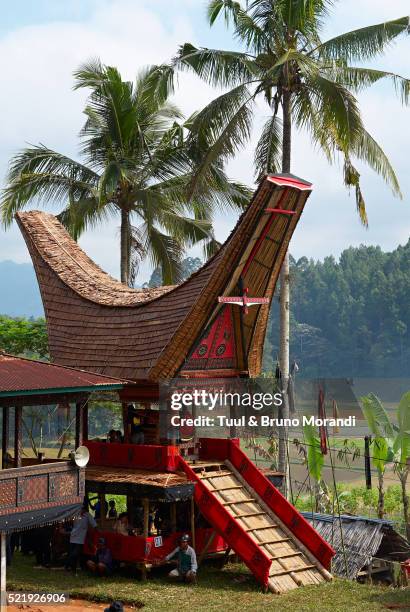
{"left": 302, "top": 512, "right": 410, "bottom": 579}
{"left": 16, "top": 174, "right": 312, "bottom": 381}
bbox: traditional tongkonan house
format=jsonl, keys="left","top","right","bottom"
{"left": 16, "top": 173, "right": 336, "bottom": 593}
{"left": 0, "top": 353, "right": 126, "bottom": 599}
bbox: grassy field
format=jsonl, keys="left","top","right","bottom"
{"left": 7, "top": 553, "right": 410, "bottom": 611}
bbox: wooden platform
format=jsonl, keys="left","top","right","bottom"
{"left": 85, "top": 466, "right": 194, "bottom": 501}
{"left": 189, "top": 460, "right": 331, "bottom": 593}
{"left": 86, "top": 466, "right": 189, "bottom": 488}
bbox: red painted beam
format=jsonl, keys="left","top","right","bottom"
{"left": 241, "top": 189, "right": 288, "bottom": 277}
{"left": 265, "top": 208, "right": 296, "bottom": 215}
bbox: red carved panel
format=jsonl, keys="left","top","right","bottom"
{"left": 56, "top": 473, "right": 76, "bottom": 498}
{"left": 183, "top": 306, "right": 236, "bottom": 371}
{"left": 0, "top": 480, "right": 16, "bottom": 508}
{"left": 24, "top": 475, "right": 48, "bottom": 503}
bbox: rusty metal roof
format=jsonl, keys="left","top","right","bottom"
{"left": 0, "top": 352, "right": 126, "bottom": 397}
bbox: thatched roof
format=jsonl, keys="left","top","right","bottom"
{"left": 17, "top": 173, "right": 312, "bottom": 381}
{"left": 302, "top": 512, "right": 410, "bottom": 579}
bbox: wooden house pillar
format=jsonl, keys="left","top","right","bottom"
{"left": 1, "top": 407, "right": 9, "bottom": 469}
{"left": 14, "top": 406, "right": 22, "bottom": 468}
{"left": 122, "top": 403, "right": 130, "bottom": 443}
{"left": 75, "top": 401, "right": 84, "bottom": 448}
{"left": 1, "top": 531, "right": 6, "bottom": 605}
{"left": 142, "top": 498, "right": 149, "bottom": 537}
{"left": 98, "top": 491, "right": 107, "bottom": 529}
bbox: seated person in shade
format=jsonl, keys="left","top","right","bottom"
{"left": 108, "top": 500, "right": 117, "bottom": 519}
{"left": 90, "top": 497, "right": 108, "bottom": 520}
{"left": 161, "top": 534, "right": 197, "bottom": 584}
{"left": 113, "top": 512, "right": 132, "bottom": 536}
{"left": 107, "top": 429, "right": 122, "bottom": 443}
{"left": 86, "top": 537, "right": 113, "bottom": 576}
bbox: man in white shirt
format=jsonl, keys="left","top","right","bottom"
{"left": 65, "top": 504, "right": 97, "bottom": 572}
{"left": 164, "top": 534, "right": 197, "bottom": 583}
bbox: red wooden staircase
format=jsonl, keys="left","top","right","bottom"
{"left": 178, "top": 439, "right": 334, "bottom": 593}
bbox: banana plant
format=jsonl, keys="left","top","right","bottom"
{"left": 302, "top": 423, "right": 330, "bottom": 513}
{"left": 361, "top": 393, "right": 410, "bottom": 537}
{"left": 393, "top": 392, "right": 410, "bottom": 540}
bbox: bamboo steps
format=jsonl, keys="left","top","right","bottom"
{"left": 197, "top": 461, "right": 332, "bottom": 593}
{"left": 221, "top": 498, "right": 255, "bottom": 506}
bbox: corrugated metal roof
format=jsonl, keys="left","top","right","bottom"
{"left": 0, "top": 352, "right": 126, "bottom": 397}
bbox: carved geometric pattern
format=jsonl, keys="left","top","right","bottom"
{"left": 0, "top": 480, "right": 16, "bottom": 508}
{"left": 56, "top": 473, "right": 75, "bottom": 498}
{"left": 23, "top": 475, "right": 48, "bottom": 503}
{"left": 183, "top": 305, "right": 236, "bottom": 371}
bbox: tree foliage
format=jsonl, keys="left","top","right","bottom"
{"left": 0, "top": 316, "right": 48, "bottom": 359}
{"left": 264, "top": 241, "right": 410, "bottom": 378}
{"left": 158, "top": 0, "right": 410, "bottom": 224}
{"left": 1, "top": 59, "right": 251, "bottom": 286}
{"left": 147, "top": 256, "right": 203, "bottom": 287}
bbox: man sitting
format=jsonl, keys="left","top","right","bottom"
{"left": 113, "top": 512, "right": 132, "bottom": 536}
{"left": 164, "top": 534, "right": 197, "bottom": 583}
{"left": 86, "top": 537, "right": 113, "bottom": 576}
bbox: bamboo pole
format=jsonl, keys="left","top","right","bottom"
{"left": 197, "top": 531, "right": 216, "bottom": 567}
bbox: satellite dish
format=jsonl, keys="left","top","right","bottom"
{"left": 73, "top": 446, "right": 90, "bottom": 468}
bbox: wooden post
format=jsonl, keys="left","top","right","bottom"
{"left": 190, "top": 498, "right": 196, "bottom": 549}
{"left": 122, "top": 403, "right": 130, "bottom": 443}
{"left": 75, "top": 401, "right": 84, "bottom": 448}
{"left": 142, "top": 498, "right": 149, "bottom": 581}
{"left": 365, "top": 436, "right": 372, "bottom": 490}
{"left": 99, "top": 491, "right": 107, "bottom": 529}
{"left": 170, "top": 502, "right": 177, "bottom": 533}
{"left": 1, "top": 532, "right": 6, "bottom": 611}
{"left": 1, "top": 408, "right": 9, "bottom": 469}
{"left": 197, "top": 530, "right": 216, "bottom": 567}
{"left": 14, "top": 406, "right": 22, "bottom": 468}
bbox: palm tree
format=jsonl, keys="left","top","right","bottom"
{"left": 1, "top": 59, "right": 250, "bottom": 286}
{"left": 152, "top": 0, "right": 410, "bottom": 486}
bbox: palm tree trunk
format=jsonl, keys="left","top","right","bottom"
{"left": 278, "top": 89, "right": 292, "bottom": 493}
{"left": 120, "top": 209, "right": 131, "bottom": 286}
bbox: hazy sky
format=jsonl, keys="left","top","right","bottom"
{"left": 0, "top": 0, "right": 409, "bottom": 284}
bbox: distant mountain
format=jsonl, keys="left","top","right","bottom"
{"left": 0, "top": 260, "right": 43, "bottom": 317}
